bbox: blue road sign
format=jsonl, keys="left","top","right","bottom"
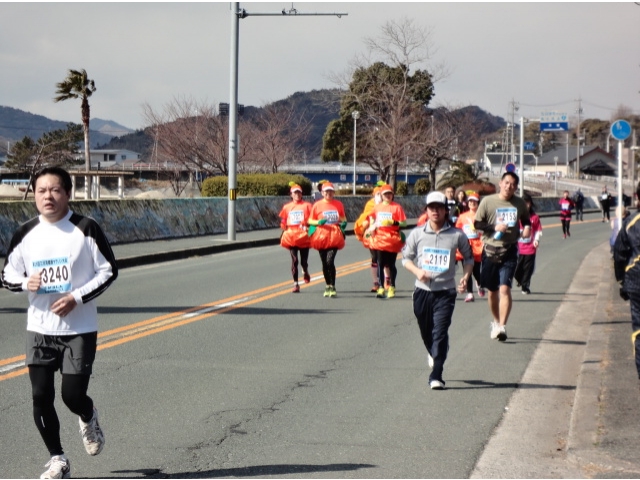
{"left": 524, "top": 141, "right": 536, "bottom": 151}
{"left": 611, "top": 119, "right": 632, "bottom": 141}
{"left": 540, "top": 122, "right": 569, "bottom": 132}
{"left": 505, "top": 163, "right": 516, "bottom": 173}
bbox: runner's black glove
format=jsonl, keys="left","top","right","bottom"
{"left": 620, "top": 286, "right": 630, "bottom": 301}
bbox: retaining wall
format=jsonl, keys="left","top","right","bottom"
{"left": 0, "top": 195, "right": 602, "bottom": 257}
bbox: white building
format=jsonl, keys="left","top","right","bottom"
{"left": 75, "top": 149, "right": 141, "bottom": 168}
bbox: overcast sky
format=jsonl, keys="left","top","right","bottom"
{"left": 1, "top": 2, "right": 638, "bottom": 133}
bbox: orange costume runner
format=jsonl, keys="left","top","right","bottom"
{"left": 369, "top": 200, "right": 407, "bottom": 254}
{"left": 308, "top": 181, "right": 347, "bottom": 297}
{"left": 455, "top": 210, "right": 483, "bottom": 263}
{"left": 367, "top": 184, "right": 407, "bottom": 299}
{"left": 455, "top": 191, "right": 484, "bottom": 302}
{"left": 278, "top": 183, "right": 312, "bottom": 292}
{"left": 354, "top": 186, "right": 386, "bottom": 291}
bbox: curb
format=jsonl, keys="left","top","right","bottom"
{"left": 567, "top": 246, "right": 640, "bottom": 476}
{"left": 116, "top": 237, "right": 281, "bottom": 269}
{"left": 115, "top": 222, "right": 419, "bottom": 270}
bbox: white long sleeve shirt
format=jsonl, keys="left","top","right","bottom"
{"left": 2, "top": 210, "right": 118, "bottom": 335}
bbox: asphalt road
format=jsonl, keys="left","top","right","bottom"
{"left": 0, "top": 213, "right": 611, "bottom": 478}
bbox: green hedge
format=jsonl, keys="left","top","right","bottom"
{"left": 413, "top": 178, "right": 431, "bottom": 195}
{"left": 201, "top": 173, "right": 313, "bottom": 197}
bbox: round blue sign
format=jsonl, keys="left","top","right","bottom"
{"left": 611, "top": 119, "right": 632, "bottom": 141}
{"left": 505, "top": 163, "right": 516, "bottom": 173}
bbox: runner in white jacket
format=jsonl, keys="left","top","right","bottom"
{"left": 2, "top": 166, "right": 118, "bottom": 479}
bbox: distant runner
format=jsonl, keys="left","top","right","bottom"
{"left": 474, "top": 172, "right": 531, "bottom": 341}
{"left": 308, "top": 181, "right": 347, "bottom": 297}
{"left": 279, "top": 183, "right": 312, "bottom": 293}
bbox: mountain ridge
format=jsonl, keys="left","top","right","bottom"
{"left": 0, "top": 91, "right": 506, "bottom": 160}
{"left": 0, "top": 106, "right": 133, "bottom": 154}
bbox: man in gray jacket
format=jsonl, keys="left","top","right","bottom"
{"left": 402, "top": 191, "right": 474, "bottom": 390}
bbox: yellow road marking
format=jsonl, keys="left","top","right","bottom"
{"left": 0, "top": 217, "right": 605, "bottom": 382}
{"left": 0, "top": 259, "right": 371, "bottom": 382}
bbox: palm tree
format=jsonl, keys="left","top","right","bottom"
{"left": 436, "top": 160, "right": 492, "bottom": 192}
{"left": 54, "top": 68, "right": 96, "bottom": 197}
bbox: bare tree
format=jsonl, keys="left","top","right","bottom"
{"left": 143, "top": 97, "right": 260, "bottom": 182}
{"left": 250, "top": 102, "right": 311, "bottom": 173}
{"left": 411, "top": 107, "right": 467, "bottom": 189}
{"left": 5, "top": 125, "right": 83, "bottom": 199}
{"left": 323, "top": 18, "right": 449, "bottom": 188}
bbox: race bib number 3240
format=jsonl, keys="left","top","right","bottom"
{"left": 33, "top": 257, "right": 71, "bottom": 294}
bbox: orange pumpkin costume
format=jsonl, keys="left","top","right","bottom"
{"left": 309, "top": 199, "right": 346, "bottom": 251}
{"left": 279, "top": 200, "right": 312, "bottom": 249}
{"left": 369, "top": 201, "right": 407, "bottom": 253}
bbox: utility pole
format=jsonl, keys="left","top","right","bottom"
{"left": 509, "top": 99, "right": 519, "bottom": 165}
{"left": 575, "top": 97, "right": 583, "bottom": 179}
{"left": 227, "top": 3, "right": 347, "bottom": 241}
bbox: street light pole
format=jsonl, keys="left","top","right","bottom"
{"left": 352, "top": 110, "right": 359, "bottom": 196}
{"left": 228, "top": 2, "right": 347, "bottom": 240}
{"left": 228, "top": 2, "right": 240, "bottom": 241}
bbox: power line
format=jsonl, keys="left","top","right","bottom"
{"left": 518, "top": 100, "right": 574, "bottom": 108}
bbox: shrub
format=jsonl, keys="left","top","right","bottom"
{"left": 396, "top": 181, "right": 408, "bottom": 196}
{"left": 413, "top": 178, "right": 431, "bottom": 195}
{"left": 201, "top": 173, "right": 312, "bottom": 197}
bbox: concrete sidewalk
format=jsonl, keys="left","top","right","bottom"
{"left": 567, "top": 248, "right": 640, "bottom": 478}
{"left": 471, "top": 242, "right": 640, "bottom": 479}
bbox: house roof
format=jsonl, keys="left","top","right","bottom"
{"left": 537, "top": 145, "right": 615, "bottom": 166}
{"left": 484, "top": 152, "right": 537, "bottom": 166}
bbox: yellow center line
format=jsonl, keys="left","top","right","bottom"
{"left": 0, "top": 259, "right": 371, "bottom": 382}
{"left": 0, "top": 217, "right": 605, "bottom": 382}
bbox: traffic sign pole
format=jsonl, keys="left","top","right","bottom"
{"left": 611, "top": 119, "right": 632, "bottom": 225}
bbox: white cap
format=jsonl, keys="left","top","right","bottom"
{"left": 425, "top": 191, "right": 447, "bottom": 205}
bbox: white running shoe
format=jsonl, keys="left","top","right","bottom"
{"left": 429, "top": 380, "right": 445, "bottom": 390}
{"left": 79, "top": 406, "right": 105, "bottom": 456}
{"left": 40, "top": 455, "right": 70, "bottom": 479}
{"left": 490, "top": 321, "right": 501, "bottom": 340}
{"left": 465, "top": 293, "right": 474, "bottom": 303}
{"left": 427, "top": 352, "right": 434, "bottom": 369}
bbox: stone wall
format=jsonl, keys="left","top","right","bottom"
{"left": 0, "top": 195, "right": 601, "bottom": 256}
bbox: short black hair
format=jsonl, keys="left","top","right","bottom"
{"left": 33, "top": 166, "right": 72, "bottom": 194}
{"left": 501, "top": 171, "right": 519, "bottom": 186}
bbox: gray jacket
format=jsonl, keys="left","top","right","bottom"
{"left": 402, "top": 222, "right": 473, "bottom": 292}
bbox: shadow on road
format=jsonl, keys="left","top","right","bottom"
{"left": 110, "top": 463, "right": 377, "bottom": 478}
{"left": 451, "top": 379, "right": 576, "bottom": 391}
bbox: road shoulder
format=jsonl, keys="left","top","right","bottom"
{"left": 471, "top": 243, "right": 609, "bottom": 479}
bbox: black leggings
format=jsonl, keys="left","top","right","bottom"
{"left": 561, "top": 219, "right": 571, "bottom": 235}
{"left": 318, "top": 248, "right": 338, "bottom": 286}
{"left": 377, "top": 251, "right": 398, "bottom": 287}
{"left": 289, "top": 247, "right": 309, "bottom": 283}
{"left": 29, "top": 366, "right": 93, "bottom": 456}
